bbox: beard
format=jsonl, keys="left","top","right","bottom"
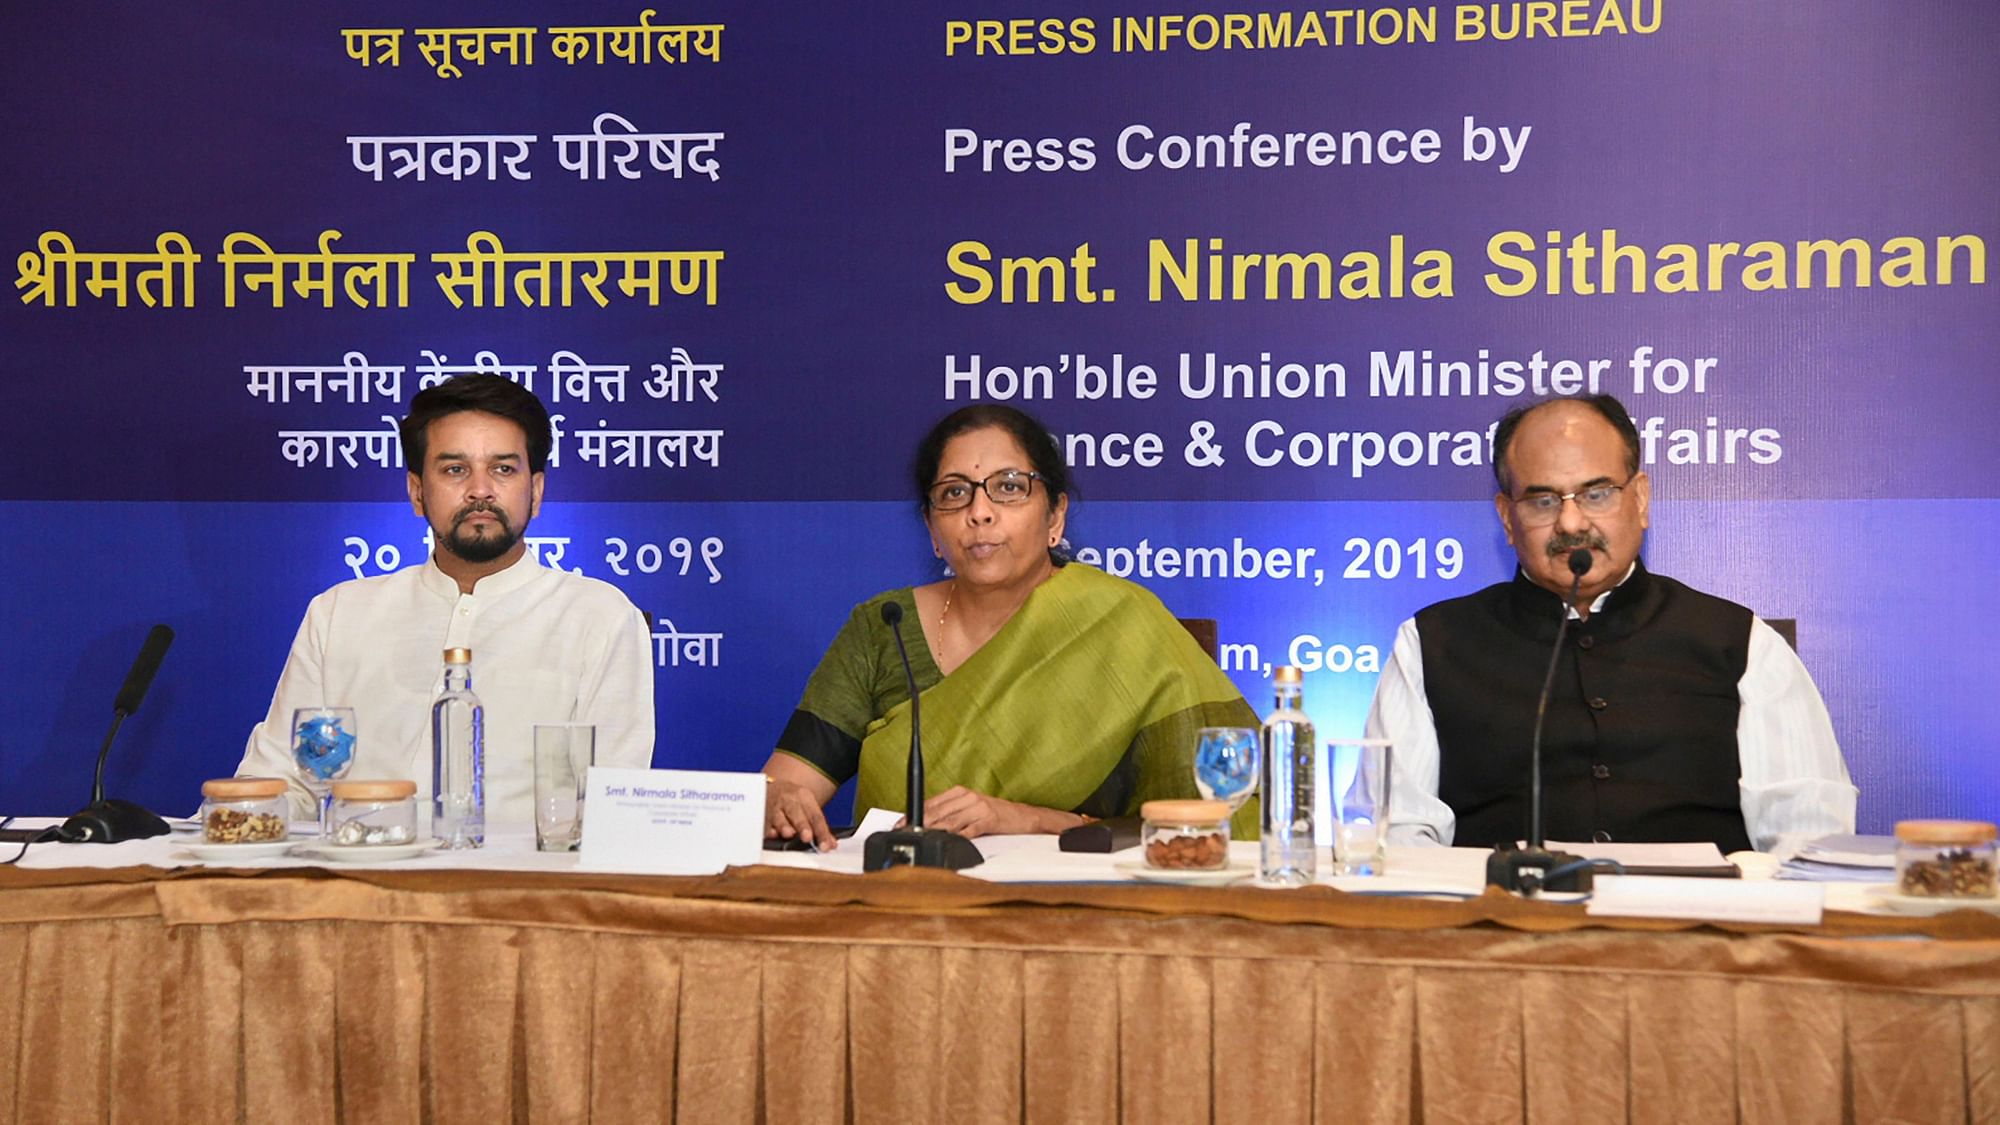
{"left": 439, "top": 502, "right": 526, "bottom": 564}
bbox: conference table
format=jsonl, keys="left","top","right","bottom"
{"left": 4, "top": 830, "right": 1997, "bottom": 1124}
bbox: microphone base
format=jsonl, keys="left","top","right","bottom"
{"left": 59, "top": 798, "right": 171, "bottom": 844}
{"left": 1487, "top": 846, "right": 1594, "bottom": 895}
{"left": 864, "top": 826, "right": 984, "bottom": 871}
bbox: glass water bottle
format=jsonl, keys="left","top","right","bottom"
{"left": 431, "top": 647, "right": 485, "bottom": 849}
{"left": 1259, "top": 665, "right": 1316, "bottom": 885}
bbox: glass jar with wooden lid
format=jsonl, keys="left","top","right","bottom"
{"left": 1141, "top": 799, "right": 1232, "bottom": 870}
{"left": 200, "top": 777, "right": 290, "bottom": 844}
{"left": 329, "top": 779, "right": 419, "bottom": 846}
{"left": 1894, "top": 819, "right": 1997, "bottom": 898}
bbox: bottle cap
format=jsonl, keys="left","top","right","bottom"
{"left": 202, "top": 776, "right": 288, "bottom": 799}
{"left": 1274, "top": 665, "right": 1302, "bottom": 684}
{"left": 332, "top": 779, "right": 418, "bottom": 801}
{"left": 443, "top": 647, "right": 472, "bottom": 664}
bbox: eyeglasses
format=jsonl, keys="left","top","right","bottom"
{"left": 927, "top": 470, "right": 1043, "bottom": 512}
{"left": 1511, "top": 478, "right": 1633, "bottom": 527}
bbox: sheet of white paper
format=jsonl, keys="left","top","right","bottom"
{"left": 759, "top": 845, "right": 868, "bottom": 875}
{"left": 849, "top": 806, "right": 903, "bottom": 849}
{"left": 1546, "top": 841, "right": 1728, "bottom": 867}
{"left": 1325, "top": 843, "right": 1490, "bottom": 896}
{"left": 1587, "top": 875, "right": 1824, "bottom": 924}
{"left": 965, "top": 842, "right": 1143, "bottom": 882}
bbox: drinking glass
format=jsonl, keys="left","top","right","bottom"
{"left": 291, "top": 706, "right": 357, "bottom": 835}
{"left": 1329, "top": 739, "right": 1393, "bottom": 876}
{"left": 1193, "top": 726, "right": 1261, "bottom": 813}
{"left": 534, "top": 724, "right": 595, "bottom": 852}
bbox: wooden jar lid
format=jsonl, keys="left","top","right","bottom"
{"left": 201, "top": 776, "right": 287, "bottom": 799}
{"left": 332, "top": 779, "right": 417, "bottom": 801}
{"left": 1140, "top": 799, "right": 1230, "bottom": 824}
{"left": 1895, "top": 819, "right": 1997, "bottom": 846}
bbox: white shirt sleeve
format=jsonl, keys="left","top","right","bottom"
{"left": 238, "top": 597, "right": 332, "bottom": 820}
{"left": 576, "top": 603, "right": 657, "bottom": 771}
{"left": 1736, "top": 616, "right": 1856, "bottom": 856}
{"left": 1366, "top": 618, "right": 1455, "bottom": 846}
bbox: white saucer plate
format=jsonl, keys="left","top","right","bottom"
{"left": 292, "top": 840, "right": 441, "bottom": 864}
{"left": 1113, "top": 859, "right": 1256, "bottom": 886}
{"left": 1865, "top": 888, "right": 2000, "bottom": 916}
{"left": 178, "top": 839, "right": 300, "bottom": 862}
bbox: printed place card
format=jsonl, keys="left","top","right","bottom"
{"left": 579, "top": 767, "right": 763, "bottom": 874}
{"left": 1586, "top": 874, "right": 1824, "bottom": 925}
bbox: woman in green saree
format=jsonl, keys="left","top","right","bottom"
{"left": 761, "top": 405, "right": 1258, "bottom": 849}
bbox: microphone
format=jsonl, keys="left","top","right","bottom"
{"left": 881, "top": 601, "right": 926, "bottom": 827}
{"left": 104, "top": 624, "right": 174, "bottom": 799}
{"left": 862, "top": 601, "right": 983, "bottom": 871}
{"left": 58, "top": 625, "right": 175, "bottom": 844}
{"left": 1487, "top": 548, "right": 1596, "bottom": 894}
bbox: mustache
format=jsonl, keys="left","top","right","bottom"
{"left": 1546, "top": 531, "right": 1606, "bottom": 557}
{"left": 452, "top": 502, "right": 509, "bottom": 528}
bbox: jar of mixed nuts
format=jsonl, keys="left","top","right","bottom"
{"left": 329, "top": 779, "right": 419, "bottom": 846}
{"left": 1894, "top": 820, "right": 1997, "bottom": 898}
{"left": 200, "top": 777, "right": 290, "bottom": 844}
{"left": 1140, "top": 799, "right": 1232, "bottom": 870}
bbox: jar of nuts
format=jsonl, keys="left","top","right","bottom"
{"left": 1140, "top": 799, "right": 1232, "bottom": 871}
{"left": 329, "top": 779, "right": 419, "bottom": 846}
{"left": 200, "top": 777, "right": 291, "bottom": 844}
{"left": 1894, "top": 820, "right": 1997, "bottom": 898}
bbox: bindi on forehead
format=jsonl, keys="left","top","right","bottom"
{"left": 941, "top": 430, "right": 1029, "bottom": 474}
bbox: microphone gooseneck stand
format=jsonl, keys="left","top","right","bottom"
{"left": 57, "top": 624, "right": 177, "bottom": 844}
{"left": 1486, "top": 550, "right": 1596, "bottom": 895}
{"left": 862, "top": 601, "right": 983, "bottom": 871}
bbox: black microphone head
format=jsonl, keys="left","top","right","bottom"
{"left": 879, "top": 601, "right": 903, "bottom": 627}
{"left": 112, "top": 624, "right": 175, "bottom": 716}
{"left": 1567, "top": 548, "right": 1594, "bottom": 578}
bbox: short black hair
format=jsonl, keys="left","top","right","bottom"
{"left": 1491, "top": 393, "right": 1641, "bottom": 492}
{"left": 913, "top": 403, "right": 1072, "bottom": 514}
{"left": 399, "top": 374, "right": 552, "bottom": 474}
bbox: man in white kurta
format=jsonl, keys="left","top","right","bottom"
{"left": 238, "top": 373, "right": 654, "bottom": 832}
{"left": 239, "top": 552, "right": 654, "bottom": 830}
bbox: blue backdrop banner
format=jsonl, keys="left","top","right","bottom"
{"left": 3, "top": 2, "right": 1995, "bottom": 831}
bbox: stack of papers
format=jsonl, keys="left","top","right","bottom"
{"left": 1777, "top": 834, "right": 1896, "bottom": 882}
{"left": 1548, "top": 840, "right": 1730, "bottom": 870}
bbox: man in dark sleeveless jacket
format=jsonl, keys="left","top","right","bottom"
{"left": 1366, "top": 395, "right": 1854, "bottom": 854}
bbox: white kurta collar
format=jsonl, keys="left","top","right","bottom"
{"left": 418, "top": 548, "right": 544, "bottom": 601}
{"left": 1574, "top": 561, "right": 1639, "bottom": 619}
{"left": 1513, "top": 560, "right": 1639, "bottom": 619}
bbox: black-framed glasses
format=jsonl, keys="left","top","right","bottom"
{"left": 927, "top": 470, "right": 1043, "bottom": 512}
{"left": 1511, "top": 477, "right": 1633, "bottom": 527}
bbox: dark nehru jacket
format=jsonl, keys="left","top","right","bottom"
{"left": 1415, "top": 560, "right": 1754, "bottom": 852}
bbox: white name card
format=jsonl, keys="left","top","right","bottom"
{"left": 579, "top": 766, "right": 763, "bottom": 874}
{"left": 1586, "top": 874, "right": 1825, "bottom": 925}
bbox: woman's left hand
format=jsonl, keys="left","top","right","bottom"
{"left": 920, "top": 786, "right": 1067, "bottom": 838}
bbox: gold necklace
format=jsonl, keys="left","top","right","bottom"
{"left": 932, "top": 582, "right": 955, "bottom": 661}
